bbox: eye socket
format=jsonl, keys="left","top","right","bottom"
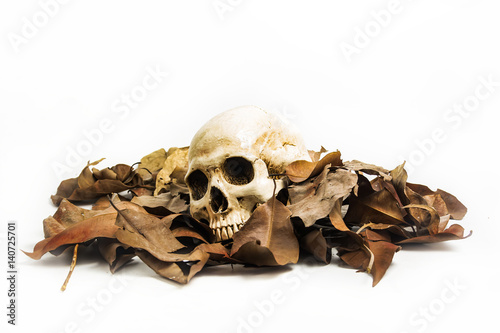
{"left": 186, "top": 170, "right": 208, "bottom": 200}
{"left": 222, "top": 157, "right": 254, "bottom": 185}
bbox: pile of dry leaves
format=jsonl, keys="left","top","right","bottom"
{"left": 25, "top": 149, "right": 470, "bottom": 287}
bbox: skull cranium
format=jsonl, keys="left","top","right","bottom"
{"left": 185, "top": 106, "right": 310, "bottom": 242}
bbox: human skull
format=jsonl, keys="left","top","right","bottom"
{"left": 185, "top": 106, "right": 310, "bottom": 242}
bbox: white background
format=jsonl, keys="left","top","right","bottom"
{"left": 1, "top": 1, "right": 499, "bottom": 332}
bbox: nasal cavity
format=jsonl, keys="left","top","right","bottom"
{"left": 210, "top": 187, "right": 228, "bottom": 213}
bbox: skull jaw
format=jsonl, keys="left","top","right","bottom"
{"left": 209, "top": 209, "right": 251, "bottom": 242}
{"left": 190, "top": 178, "right": 286, "bottom": 243}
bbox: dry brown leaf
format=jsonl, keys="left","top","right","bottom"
{"left": 364, "top": 223, "right": 413, "bottom": 240}
{"left": 26, "top": 200, "right": 148, "bottom": 259}
{"left": 308, "top": 146, "right": 328, "bottom": 162}
{"left": 337, "top": 232, "right": 370, "bottom": 268}
{"left": 423, "top": 194, "right": 449, "bottom": 217}
{"left": 96, "top": 239, "right": 135, "bottom": 273}
{"left": 231, "top": 197, "right": 299, "bottom": 266}
{"left": 285, "top": 151, "right": 343, "bottom": 182}
{"left": 198, "top": 243, "right": 240, "bottom": 264}
{"left": 362, "top": 229, "right": 392, "bottom": 242}
{"left": 342, "top": 160, "right": 392, "bottom": 181}
{"left": 113, "top": 205, "right": 214, "bottom": 283}
{"left": 23, "top": 213, "right": 119, "bottom": 260}
{"left": 344, "top": 188, "right": 407, "bottom": 226}
{"left": 389, "top": 162, "right": 410, "bottom": 206}
{"left": 337, "top": 231, "right": 400, "bottom": 287}
{"left": 114, "top": 210, "right": 185, "bottom": 261}
{"left": 329, "top": 198, "right": 350, "bottom": 231}
{"left": 137, "top": 148, "right": 168, "bottom": 180}
{"left": 131, "top": 192, "right": 189, "bottom": 215}
{"left": 91, "top": 193, "right": 121, "bottom": 211}
{"left": 52, "top": 199, "right": 100, "bottom": 229}
{"left": 407, "top": 183, "right": 467, "bottom": 220}
{"left": 155, "top": 147, "right": 189, "bottom": 196}
{"left": 397, "top": 224, "right": 472, "bottom": 244}
{"left": 300, "top": 229, "right": 331, "bottom": 264}
{"left": 288, "top": 167, "right": 357, "bottom": 227}
{"left": 402, "top": 204, "right": 440, "bottom": 235}
{"left": 43, "top": 199, "right": 103, "bottom": 238}
{"left": 136, "top": 248, "right": 210, "bottom": 284}
{"left": 50, "top": 178, "right": 79, "bottom": 206}
{"left": 51, "top": 160, "right": 145, "bottom": 205}
{"left": 367, "top": 240, "right": 401, "bottom": 287}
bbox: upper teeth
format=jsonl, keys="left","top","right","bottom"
{"left": 213, "top": 223, "right": 243, "bottom": 242}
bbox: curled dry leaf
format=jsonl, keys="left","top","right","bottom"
{"left": 197, "top": 242, "right": 238, "bottom": 264}
{"left": 112, "top": 206, "right": 218, "bottom": 282}
{"left": 51, "top": 159, "right": 146, "bottom": 205}
{"left": 336, "top": 230, "right": 400, "bottom": 286}
{"left": 287, "top": 154, "right": 470, "bottom": 286}
{"left": 231, "top": 197, "right": 299, "bottom": 266}
{"left": 337, "top": 231, "right": 370, "bottom": 268}
{"left": 25, "top": 200, "right": 147, "bottom": 260}
{"left": 169, "top": 214, "right": 214, "bottom": 245}
{"left": 112, "top": 205, "right": 219, "bottom": 282}
{"left": 131, "top": 192, "right": 189, "bottom": 215}
{"left": 288, "top": 167, "right": 357, "bottom": 227}
{"left": 389, "top": 162, "right": 410, "bottom": 206}
{"left": 300, "top": 229, "right": 331, "bottom": 264}
{"left": 366, "top": 240, "right": 401, "bottom": 287}
{"left": 407, "top": 183, "right": 467, "bottom": 220}
{"left": 155, "top": 147, "right": 189, "bottom": 196}
{"left": 342, "top": 160, "right": 392, "bottom": 181}
{"left": 92, "top": 193, "right": 121, "bottom": 211}
{"left": 42, "top": 199, "right": 100, "bottom": 238}
{"left": 114, "top": 209, "right": 186, "bottom": 260}
{"left": 137, "top": 148, "right": 168, "bottom": 181}
{"left": 308, "top": 146, "right": 328, "bottom": 162}
{"left": 402, "top": 204, "right": 441, "bottom": 235}
{"left": 285, "top": 151, "right": 343, "bottom": 182}
{"left": 329, "top": 198, "right": 349, "bottom": 231}
{"left": 23, "top": 213, "right": 119, "bottom": 260}
{"left": 397, "top": 224, "right": 472, "bottom": 244}
{"left": 136, "top": 248, "right": 210, "bottom": 284}
{"left": 344, "top": 188, "right": 407, "bottom": 226}
{"left": 97, "top": 239, "right": 135, "bottom": 273}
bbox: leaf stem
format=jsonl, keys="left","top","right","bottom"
{"left": 364, "top": 244, "right": 375, "bottom": 274}
{"left": 356, "top": 222, "right": 375, "bottom": 234}
{"left": 61, "top": 244, "right": 79, "bottom": 292}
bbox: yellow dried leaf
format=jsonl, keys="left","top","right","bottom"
{"left": 137, "top": 148, "right": 168, "bottom": 180}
